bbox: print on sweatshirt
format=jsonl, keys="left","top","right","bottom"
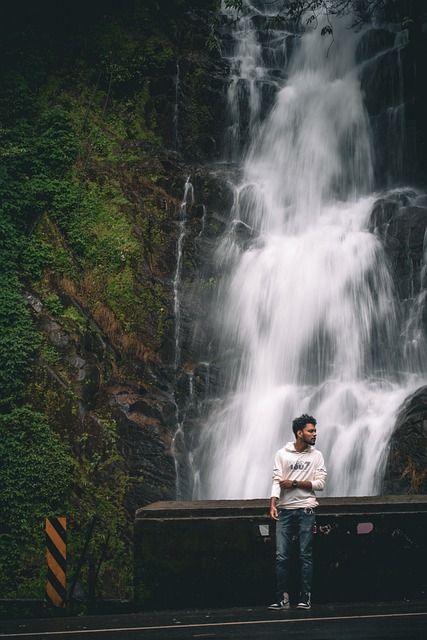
{"left": 271, "top": 441, "right": 327, "bottom": 510}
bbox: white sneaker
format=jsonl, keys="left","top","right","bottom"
{"left": 268, "top": 592, "right": 290, "bottom": 610}
{"left": 297, "top": 592, "right": 311, "bottom": 609}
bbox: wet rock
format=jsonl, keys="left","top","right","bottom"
{"left": 355, "top": 28, "right": 395, "bottom": 65}
{"left": 194, "top": 165, "right": 237, "bottom": 218}
{"left": 367, "top": 198, "right": 400, "bottom": 231}
{"left": 385, "top": 204, "right": 427, "bottom": 299}
{"left": 39, "top": 318, "right": 70, "bottom": 348}
{"left": 356, "top": 19, "right": 427, "bottom": 186}
{"left": 69, "top": 355, "right": 86, "bottom": 371}
{"left": 383, "top": 386, "right": 427, "bottom": 494}
{"left": 369, "top": 191, "right": 427, "bottom": 302}
{"left": 105, "top": 380, "right": 178, "bottom": 507}
{"left": 368, "top": 190, "right": 418, "bottom": 231}
{"left": 359, "top": 45, "right": 414, "bottom": 117}
{"left": 80, "top": 364, "right": 100, "bottom": 405}
{"left": 114, "top": 408, "right": 177, "bottom": 508}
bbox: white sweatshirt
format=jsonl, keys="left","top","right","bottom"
{"left": 271, "top": 441, "right": 327, "bottom": 510}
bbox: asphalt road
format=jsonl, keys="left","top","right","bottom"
{"left": 1, "top": 600, "right": 426, "bottom": 640}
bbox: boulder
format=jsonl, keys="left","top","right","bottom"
{"left": 367, "top": 198, "right": 400, "bottom": 231}
{"left": 383, "top": 386, "right": 427, "bottom": 494}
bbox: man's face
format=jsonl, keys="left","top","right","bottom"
{"left": 299, "top": 423, "right": 317, "bottom": 446}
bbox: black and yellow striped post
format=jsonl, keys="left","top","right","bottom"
{"left": 45, "top": 517, "right": 67, "bottom": 608}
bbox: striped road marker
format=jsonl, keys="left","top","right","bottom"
{"left": 45, "top": 517, "right": 67, "bottom": 608}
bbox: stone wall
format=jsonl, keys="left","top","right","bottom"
{"left": 134, "top": 496, "right": 427, "bottom": 609}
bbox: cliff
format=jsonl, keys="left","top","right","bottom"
{"left": 1, "top": 0, "right": 427, "bottom": 603}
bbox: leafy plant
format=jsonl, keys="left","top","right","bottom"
{"left": 62, "top": 305, "right": 87, "bottom": 331}
{"left": 67, "top": 416, "right": 133, "bottom": 600}
{"left": 21, "top": 237, "right": 52, "bottom": 281}
{"left": 34, "top": 105, "right": 80, "bottom": 177}
{"left": 0, "top": 213, "right": 19, "bottom": 275}
{"left": 43, "top": 293, "right": 64, "bottom": 316}
{"left": 40, "top": 342, "right": 61, "bottom": 366}
{"left": 0, "top": 407, "right": 73, "bottom": 596}
{"left": 0, "top": 71, "right": 35, "bottom": 125}
{"left": 0, "top": 277, "right": 41, "bottom": 406}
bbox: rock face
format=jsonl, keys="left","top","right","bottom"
{"left": 356, "top": 7, "right": 427, "bottom": 186}
{"left": 385, "top": 204, "right": 427, "bottom": 299}
{"left": 383, "top": 386, "right": 427, "bottom": 494}
{"left": 107, "top": 381, "right": 178, "bottom": 510}
{"left": 368, "top": 190, "right": 427, "bottom": 491}
{"left": 363, "top": 8, "right": 427, "bottom": 483}
{"left": 368, "top": 191, "right": 427, "bottom": 302}
{"left": 22, "top": 55, "right": 237, "bottom": 519}
{"left": 20, "top": 2, "right": 427, "bottom": 516}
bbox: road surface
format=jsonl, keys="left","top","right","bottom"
{"left": 1, "top": 600, "right": 426, "bottom": 639}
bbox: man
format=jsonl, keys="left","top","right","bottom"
{"left": 268, "top": 413, "right": 327, "bottom": 611}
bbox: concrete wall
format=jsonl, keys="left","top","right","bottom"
{"left": 134, "top": 496, "right": 427, "bottom": 609}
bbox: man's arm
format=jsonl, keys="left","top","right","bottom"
{"left": 311, "top": 453, "right": 327, "bottom": 491}
{"left": 270, "top": 451, "right": 283, "bottom": 518}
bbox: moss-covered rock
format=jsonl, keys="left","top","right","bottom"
{"left": 0, "top": 0, "right": 231, "bottom": 602}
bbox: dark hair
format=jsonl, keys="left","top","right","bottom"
{"left": 292, "top": 413, "right": 317, "bottom": 436}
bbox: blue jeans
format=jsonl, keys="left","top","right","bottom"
{"left": 276, "top": 508, "right": 316, "bottom": 598}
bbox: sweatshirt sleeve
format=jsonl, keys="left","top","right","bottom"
{"left": 270, "top": 450, "right": 283, "bottom": 498}
{"left": 311, "top": 452, "right": 327, "bottom": 491}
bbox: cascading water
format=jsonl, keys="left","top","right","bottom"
{"left": 173, "top": 176, "right": 193, "bottom": 372}
{"left": 191, "top": 4, "right": 427, "bottom": 499}
{"left": 224, "top": 1, "right": 293, "bottom": 160}
{"left": 172, "top": 176, "right": 194, "bottom": 497}
{"left": 173, "top": 63, "right": 180, "bottom": 151}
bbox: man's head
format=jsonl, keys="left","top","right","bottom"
{"left": 292, "top": 414, "right": 317, "bottom": 436}
{"left": 292, "top": 414, "right": 317, "bottom": 448}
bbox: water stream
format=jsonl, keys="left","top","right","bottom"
{"left": 172, "top": 176, "right": 194, "bottom": 497}
{"left": 191, "top": 3, "right": 426, "bottom": 499}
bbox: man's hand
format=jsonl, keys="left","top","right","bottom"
{"left": 270, "top": 504, "right": 278, "bottom": 520}
{"left": 270, "top": 497, "right": 278, "bottom": 520}
{"left": 279, "top": 478, "right": 293, "bottom": 489}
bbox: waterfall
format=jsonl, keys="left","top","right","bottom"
{"left": 172, "top": 176, "right": 194, "bottom": 497}
{"left": 191, "top": 4, "right": 426, "bottom": 499}
{"left": 173, "top": 63, "right": 180, "bottom": 151}
{"left": 224, "top": 1, "right": 292, "bottom": 160}
{"left": 173, "top": 176, "right": 193, "bottom": 372}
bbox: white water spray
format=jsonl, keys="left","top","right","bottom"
{"left": 192, "top": 6, "right": 426, "bottom": 499}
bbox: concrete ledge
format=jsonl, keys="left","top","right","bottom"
{"left": 137, "top": 495, "right": 427, "bottom": 518}
{"left": 134, "top": 496, "right": 427, "bottom": 610}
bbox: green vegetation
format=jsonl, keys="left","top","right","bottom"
{"left": 0, "top": 407, "right": 73, "bottom": 597}
{"left": 68, "top": 416, "right": 133, "bottom": 600}
{"left": 0, "top": 0, "right": 216, "bottom": 607}
{"left": 0, "top": 276, "right": 41, "bottom": 408}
